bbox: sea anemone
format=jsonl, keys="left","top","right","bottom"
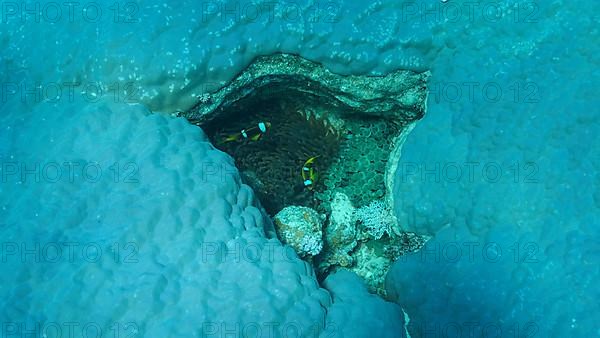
{"left": 207, "top": 101, "right": 342, "bottom": 215}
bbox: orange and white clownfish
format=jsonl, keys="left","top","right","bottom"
{"left": 301, "top": 156, "right": 319, "bottom": 190}
{"left": 220, "top": 121, "right": 271, "bottom": 144}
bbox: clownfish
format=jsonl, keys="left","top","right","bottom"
{"left": 301, "top": 156, "right": 319, "bottom": 190}
{"left": 220, "top": 121, "right": 271, "bottom": 144}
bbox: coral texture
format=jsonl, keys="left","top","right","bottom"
{"left": 274, "top": 206, "right": 324, "bottom": 257}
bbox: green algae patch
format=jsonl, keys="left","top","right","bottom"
{"left": 180, "top": 53, "right": 430, "bottom": 296}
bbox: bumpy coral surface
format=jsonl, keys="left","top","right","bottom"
{"left": 355, "top": 200, "right": 394, "bottom": 240}
{"left": 274, "top": 206, "right": 325, "bottom": 257}
{"left": 0, "top": 96, "right": 405, "bottom": 337}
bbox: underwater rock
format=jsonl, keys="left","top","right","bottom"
{"left": 328, "top": 193, "right": 357, "bottom": 249}
{"left": 274, "top": 206, "right": 324, "bottom": 257}
{"left": 351, "top": 244, "right": 393, "bottom": 296}
{"left": 321, "top": 194, "right": 429, "bottom": 295}
{"left": 355, "top": 200, "right": 394, "bottom": 240}
{"left": 181, "top": 53, "right": 429, "bottom": 295}
{"left": 321, "top": 192, "right": 358, "bottom": 270}
{"left": 181, "top": 53, "right": 427, "bottom": 125}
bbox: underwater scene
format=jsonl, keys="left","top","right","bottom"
{"left": 0, "top": 0, "right": 598, "bottom": 337}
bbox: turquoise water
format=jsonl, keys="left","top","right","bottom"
{"left": 1, "top": 0, "right": 598, "bottom": 337}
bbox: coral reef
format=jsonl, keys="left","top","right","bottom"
{"left": 355, "top": 200, "right": 394, "bottom": 240}
{"left": 319, "top": 192, "right": 358, "bottom": 271}
{"left": 315, "top": 118, "right": 402, "bottom": 212}
{"left": 274, "top": 206, "right": 324, "bottom": 257}
{"left": 184, "top": 53, "right": 430, "bottom": 295}
{"left": 205, "top": 102, "right": 341, "bottom": 215}
{"left": 316, "top": 192, "right": 428, "bottom": 294}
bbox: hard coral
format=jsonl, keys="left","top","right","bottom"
{"left": 355, "top": 200, "right": 393, "bottom": 240}
{"left": 274, "top": 205, "right": 324, "bottom": 257}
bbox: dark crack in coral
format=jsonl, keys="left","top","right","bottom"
{"left": 205, "top": 99, "right": 341, "bottom": 215}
